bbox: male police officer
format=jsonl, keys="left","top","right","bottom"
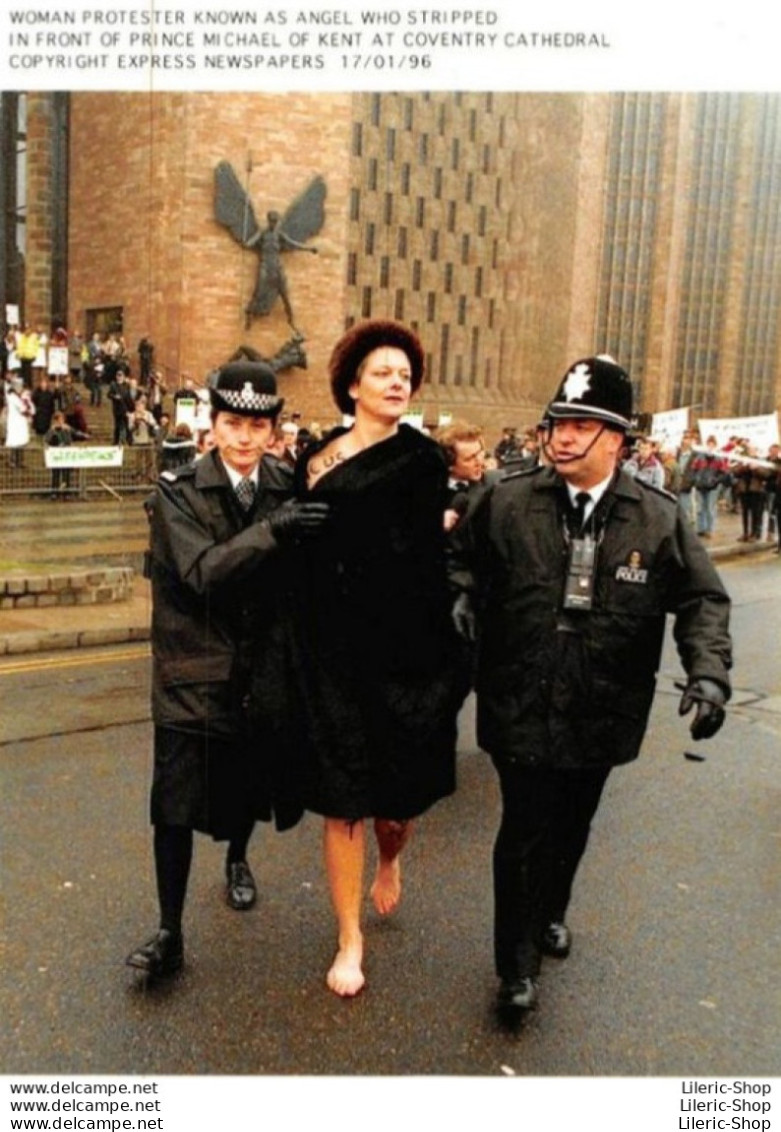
{"left": 126, "top": 361, "right": 327, "bottom": 980}
{"left": 450, "top": 356, "right": 732, "bottom": 1024}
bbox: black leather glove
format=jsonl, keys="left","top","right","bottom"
{"left": 268, "top": 501, "right": 330, "bottom": 543}
{"left": 678, "top": 678, "right": 727, "bottom": 740}
{"left": 451, "top": 592, "right": 478, "bottom": 644}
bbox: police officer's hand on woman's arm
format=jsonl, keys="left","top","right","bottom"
{"left": 268, "top": 500, "right": 330, "bottom": 543}
{"left": 678, "top": 678, "right": 727, "bottom": 740}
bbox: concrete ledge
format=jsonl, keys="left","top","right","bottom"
{"left": 0, "top": 566, "right": 134, "bottom": 610}
{"left": 709, "top": 541, "right": 778, "bottom": 563}
{"left": 0, "top": 623, "right": 150, "bottom": 656}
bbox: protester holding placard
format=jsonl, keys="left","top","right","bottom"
{"left": 45, "top": 409, "right": 89, "bottom": 498}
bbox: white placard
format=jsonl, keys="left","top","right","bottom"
{"left": 47, "top": 345, "right": 69, "bottom": 376}
{"left": 174, "top": 396, "right": 198, "bottom": 431}
{"left": 650, "top": 406, "right": 689, "bottom": 450}
{"left": 44, "top": 445, "right": 124, "bottom": 468}
{"left": 697, "top": 413, "right": 779, "bottom": 453}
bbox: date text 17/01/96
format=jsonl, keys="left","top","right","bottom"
{"left": 341, "top": 54, "right": 431, "bottom": 68}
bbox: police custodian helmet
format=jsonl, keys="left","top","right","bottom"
{"left": 208, "top": 361, "right": 284, "bottom": 417}
{"left": 545, "top": 355, "right": 633, "bottom": 431}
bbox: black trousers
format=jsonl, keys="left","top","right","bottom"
{"left": 492, "top": 760, "right": 611, "bottom": 980}
{"left": 739, "top": 492, "right": 764, "bottom": 539}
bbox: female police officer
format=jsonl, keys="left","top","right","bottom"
{"left": 126, "top": 361, "right": 327, "bottom": 980}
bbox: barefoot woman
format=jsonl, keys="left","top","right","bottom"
{"left": 289, "top": 320, "right": 460, "bottom": 996}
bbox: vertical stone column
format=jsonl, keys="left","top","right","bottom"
{"left": 24, "top": 92, "right": 55, "bottom": 330}
{"left": 646, "top": 93, "right": 694, "bottom": 414}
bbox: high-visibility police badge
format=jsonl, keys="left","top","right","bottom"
{"left": 615, "top": 551, "right": 649, "bottom": 584}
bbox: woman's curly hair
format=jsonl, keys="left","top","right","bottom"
{"left": 328, "top": 319, "right": 425, "bottom": 416}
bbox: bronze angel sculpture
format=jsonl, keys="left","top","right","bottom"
{"left": 214, "top": 161, "right": 326, "bottom": 332}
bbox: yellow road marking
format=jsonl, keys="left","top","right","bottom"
{"left": 0, "top": 645, "right": 150, "bottom": 676}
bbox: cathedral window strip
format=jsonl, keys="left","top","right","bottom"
{"left": 345, "top": 92, "right": 513, "bottom": 391}
{"left": 673, "top": 94, "right": 740, "bottom": 414}
{"left": 597, "top": 92, "right": 665, "bottom": 406}
{"left": 734, "top": 94, "right": 781, "bottom": 415}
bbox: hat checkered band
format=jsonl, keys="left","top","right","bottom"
{"left": 219, "top": 381, "right": 279, "bottom": 412}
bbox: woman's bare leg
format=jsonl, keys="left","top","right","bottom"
{"left": 323, "top": 817, "right": 366, "bottom": 997}
{"left": 371, "top": 819, "right": 414, "bottom": 915}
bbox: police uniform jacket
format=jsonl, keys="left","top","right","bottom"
{"left": 147, "top": 449, "right": 301, "bottom": 830}
{"left": 149, "top": 448, "right": 292, "bottom": 730}
{"left": 449, "top": 465, "right": 732, "bottom": 769}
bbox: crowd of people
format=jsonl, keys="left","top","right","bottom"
{"left": 1, "top": 327, "right": 211, "bottom": 488}
{"left": 4, "top": 323, "right": 778, "bottom": 549}
{"left": 483, "top": 421, "right": 781, "bottom": 552}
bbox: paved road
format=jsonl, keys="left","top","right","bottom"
{"left": 1, "top": 555, "right": 779, "bottom": 1079}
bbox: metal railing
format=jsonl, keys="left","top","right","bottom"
{"left": 0, "top": 442, "right": 160, "bottom": 498}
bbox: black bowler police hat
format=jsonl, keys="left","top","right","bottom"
{"left": 208, "top": 361, "right": 284, "bottom": 417}
{"left": 545, "top": 355, "right": 633, "bottom": 431}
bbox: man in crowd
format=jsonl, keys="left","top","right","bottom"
{"left": 45, "top": 409, "right": 89, "bottom": 498}
{"left": 690, "top": 436, "right": 730, "bottom": 539}
{"left": 493, "top": 425, "right": 520, "bottom": 467}
{"left": 449, "top": 355, "right": 732, "bottom": 1026}
{"left": 31, "top": 374, "right": 58, "bottom": 443}
{"left": 279, "top": 420, "right": 300, "bottom": 467}
{"left": 623, "top": 434, "right": 665, "bottom": 490}
{"left": 108, "top": 367, "right": 136, "bottom": 445}
{"left": 438, "top": 419, "right": 492, "bottom": 527}
{"left": 126, "top": 361, "right": 329, "bottom": 980}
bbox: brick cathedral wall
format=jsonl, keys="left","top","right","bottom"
{"left": 68, "top": 91, "right": 354, "bottom": 427}
{"left": 67, "top": 91, "right": 600, "bottom": 441}
{"left": 63, "top": 91, "right": 780, "bottom": 442}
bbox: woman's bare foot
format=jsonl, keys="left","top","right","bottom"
{"left": 370, "top": 857, "right": 402, "bottom": 915}
{"left": 326, "top": 936, "right": 365, "bottom": 997}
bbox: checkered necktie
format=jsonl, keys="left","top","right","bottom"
{"left": 235, "top": 477, "right": 256, "bottom": 512}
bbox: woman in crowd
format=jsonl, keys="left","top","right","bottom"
{"left": 274, "top": 320, "right": 460, "bottom": 997}
{"left": 128, "top": 391, "right": 159, "bottom": 445}
{"left": 4, "top": 375, "right": 34, "bottom": 467}
{"left": 158, "top": 421, "right": 197, "bottom": 473}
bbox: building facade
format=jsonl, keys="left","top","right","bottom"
{"left": 2, "top": 90, "right": 779, "bottom": 435}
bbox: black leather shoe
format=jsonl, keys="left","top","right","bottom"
{"left": 226, "top": 860, "right": 257, "bottom": 910}
{"left": 496, "top": 976, "right": 538, "bottom": 1025}
{"left": 125, "top": 929, "right": 184, "bottom": 978}
{"left": 541, "top": 921, "right": 572, "bottom": 959}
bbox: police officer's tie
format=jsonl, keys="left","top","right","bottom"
{"left": 569, "top": 491, "right": 591, "bottom": 535}
{"left": 235, "top": 477, "right": 256, "bottom": 512}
